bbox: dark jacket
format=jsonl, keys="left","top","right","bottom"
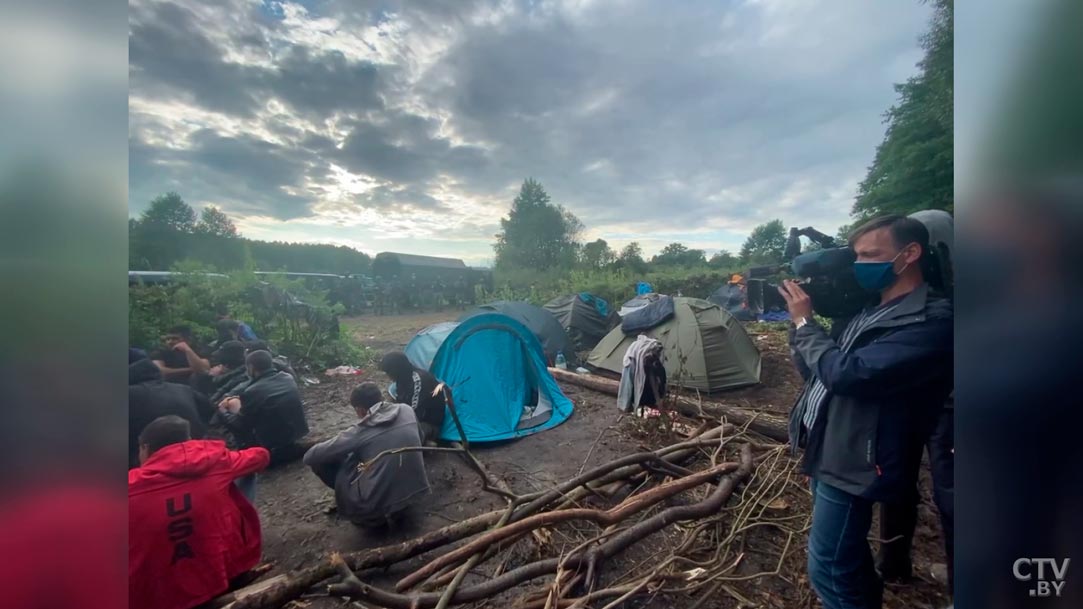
{"left": 128, "top": 359, "right": 211, "bottom": 469}
{"left": 302, "top": 402, "right": 430, "bottom": 523}
{"left": 788, "top": 283, "right": 953, "bottom": 501}
{"left": 382, "top": 353, "right": 447, "bottom": 431}
{"left": 208, "top": 366, "right": 251, "bottom": 404}
{"left": 222, "top": 370, "right": 309, "bottom": 452}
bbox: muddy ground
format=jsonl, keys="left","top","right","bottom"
{"left": 254, "top": 311, "right": 951, "bottom": 609}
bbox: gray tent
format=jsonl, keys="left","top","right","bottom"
{"left": 460, "top": 301, "right": 578, "bottom": 366}
{"left": 587, "top": 297, "right": 761, "bottom": 392}
{"left": 543, "top": 294, "right": 621, "bottom": 352}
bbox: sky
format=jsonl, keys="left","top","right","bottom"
{"left": 129, "top": 0, "right": 933, "bottom": 266}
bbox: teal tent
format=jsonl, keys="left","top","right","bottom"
{"left": 404, "top": 321, "right": 459, "bottom": 369}
{"left": 431, "top": 313, "right": 574, "bottom": 442}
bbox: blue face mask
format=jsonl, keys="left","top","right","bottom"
{"left": 853, "top": 252, "right": 902, "bottom": 292}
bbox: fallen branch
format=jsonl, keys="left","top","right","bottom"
{"left": 228, "top": 425, "right": 737, "bottom": 609}
{"left": 549, "top": 367, "right": 790, "bottom": 443}
{"left": 328, "top": 445, "right": 755, "bottom": 609}
{"left": 397, "top": 460, "right": 741, "bottom": 591}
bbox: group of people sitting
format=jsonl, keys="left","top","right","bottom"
{"left": 129, "top": 312, "right": 450, "bottom": 609}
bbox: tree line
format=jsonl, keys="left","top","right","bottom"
{"left": 129, "top": 192, "right": 372, "bottom": 275}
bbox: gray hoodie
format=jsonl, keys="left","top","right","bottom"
{"left": 303, "top": 402, "right": 430, "bottom": 523}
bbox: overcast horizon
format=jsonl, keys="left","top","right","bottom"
{"left": 130, "top": 0, "right": 933, "bottom": 267}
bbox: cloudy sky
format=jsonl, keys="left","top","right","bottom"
{"left": 130, "top": 0, "right": 932, "bottom": 266}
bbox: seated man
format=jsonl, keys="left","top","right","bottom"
{"left": 379, "top": 351, "right": 447, "bottom": 444}
{"left": 195, "top": 340, "right": 251, "bottom": 404}
{"left": 303, "top": 382, "right": 430, "bottom": 527}
{"left": 218, "top": 350, "right": 309, "bottom": 458}
{"left": 244, "top": 340, "right": 298, "bottom": 380}
{"left": 129, "top": 357, "right": 211, "bottom": 469}
{"left": 151, "top": 325, "right": 210, "bottom": 383}
{"left": 129, "top": 415, "right": 269, "bottom": 609}
{"left": 216, "top": 307, "right": 258, "bottom": 341}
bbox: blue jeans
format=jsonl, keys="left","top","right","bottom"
{"left": 235, "top": 473, "right": 257, "bottom": 504}
{"left": 808, "top": 479, "right": 882, "bottom": 609}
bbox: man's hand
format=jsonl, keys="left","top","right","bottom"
{"left": 172, "top": 341, "right": 191, "bottom": 353}
{"left": 778, "top": 279, "right": 814, "bottom": 321}
{"left": 219, "top": 397, "right": 242, "bottom": 414}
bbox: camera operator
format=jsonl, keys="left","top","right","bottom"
{"left": 779, "top": 215, "right": 953, "bottom": 609}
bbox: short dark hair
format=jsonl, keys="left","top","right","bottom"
{"left": 217, "top": 319, "right": 240, "bottom": 334}
{"left": 350, "top": 382, "right": 383, "bottom": 409}
{"left": 245, "top": 340, "right": 270, "bottom": 353}
{"left": 138, "top": 415, "right": 191, "bottom": 454}
{"left": 167, "top": 324, "right": 192, "bottom": 338}
{"left": 246, "top": 350, "right": 275, "bottom": 375}
{"left": 848, "top": 215, "right": 929, "bottom": 260}
{"left": 214, "top": 340, "right": 247, "bottom": 368}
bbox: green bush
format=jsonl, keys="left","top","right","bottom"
{"left": 484, "top": 263, "right": 746, "bottom": 308}
{"left": 129, "top": 261, "right": 375, "bottom": 371}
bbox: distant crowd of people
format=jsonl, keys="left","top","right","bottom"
{"left": 128, "top": 307, "right": 449, "bottom": 609}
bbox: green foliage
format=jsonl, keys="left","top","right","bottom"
{"left": 196, "top": 205, "right": 239, "bottom": 237}
{"left": 140, "top": 192, "right": 197, "bottom": 232}
{"left": 579, "top": 238, "right": 616, "bottom": 270}
{"left": 651, "top": 242, "right": 707, "bottom": 268}
{"left": 739, "top": 219, "right": 787, "bottom": 265}
{"left": 494, "top": 178, "right": 582, "bottom": 270}
{"left": 708, "top": 250, "right": 738, "bottom": 269}
{"left": 853, "top": 0, "right": 952, "bottom": 219}
{"left": 615, "top": 242, "right": 648, "bottom": 274}
{"left": 129, "top": 264, "right": 374, "bottom": 371}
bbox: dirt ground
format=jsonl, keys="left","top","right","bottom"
{"left": 253, "top": 311, "right": 951, "bottom": 609}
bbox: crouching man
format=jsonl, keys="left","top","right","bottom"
{"left": 303, "top": 382, "right": 431, "bottom": 528}
{"left": 129, "top": 415, "right": 270, "bottom": 609}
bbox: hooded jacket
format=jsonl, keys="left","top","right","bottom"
{"left": 788, "top": 283, "right": 953, "bottom": 501}
{"left": 129, "top": 358, "right": 211, "bottom": 469}
{"left": 222, "top": 370, "right": 309, "bottom": 452}
{"left": 128, "top": 440, "right": 269, "bottom": 609}
{"left": 303, "top": 402, "right": 430, "bottom": 524}
{"left": 380, "top": 352, "right": 447, "bottom": 430}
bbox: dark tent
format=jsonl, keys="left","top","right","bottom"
{"left": 459, "top": 301, "right": 578, "bottom": 367}
{"left": 543, "top": 294, "right": 621, "bottom": 352}
{"left": 708, "top": 279, "right": 785, "bottom": 321}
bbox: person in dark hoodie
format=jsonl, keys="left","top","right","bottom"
{"left": 378, "top": 351, "right": 446, "bottom": 444}
{"left": 128, "top": 356, "right": 211, "bottom": 469}
{"left": 303, "top": 382, "right": 430, "bottom": 527}
{"left": 779, "top": 215, "right": 952, "bottom": 609}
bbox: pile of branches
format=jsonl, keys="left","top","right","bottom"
{"left": 224, "top": 417, "right": 811, "bottom": 609}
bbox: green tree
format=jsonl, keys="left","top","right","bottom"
{"left": 580, "top": 238, "right": 616, "bottom": 269}
{"left": 615, "top": 241, "right": 648, "bottom": 274}
{"left": 652, "top": 242, "right": 706, "bottom": 267}
{"left": 139, "top": 192, "right": 197, "bottom": 232}
{"left": 708, "top": 249, "right": 738, "bottom": 269}
{"left": 196, "top": 205, "right": 239, "bottom": 238}
{"left": 739, "top": 219, "right": 787, "bottom": 264}
{"left": 853, "top": 0, "right": 952, "bottom": 219}
{"left": 493, "top": 178, "right": 582, "bottom": 270}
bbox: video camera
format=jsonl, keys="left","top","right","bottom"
{"left": 748, "top": 211, "right": 954, "bottom": 319}
{"left": 748, "top": 227, "right": 868, "bottom": 319}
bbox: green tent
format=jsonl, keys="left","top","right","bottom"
{"left": 587, "top": 297, "right": 761, "bottom": 392}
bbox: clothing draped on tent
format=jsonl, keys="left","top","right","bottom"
{"left": 617, "top": 335, "right": 666, "bottom": 414}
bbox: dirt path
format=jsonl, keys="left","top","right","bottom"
{"left": 253, "top": 312, "right": 950, "bottom": 609}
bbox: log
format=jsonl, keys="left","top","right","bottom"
{"left": 397, "top": 460, "right": 741, "bottom": 591}
{"left": 228, "top": 425, "right": 735, "bottom": 609}
{"left": 548, "top": 367, "right": 790, "bottom": 443}
{"left": 328, "top": 444, "right": 755, "bottom": 609}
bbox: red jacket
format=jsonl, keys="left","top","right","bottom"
{"left": 129, "top": 440, "right": 269, "bottom": 609}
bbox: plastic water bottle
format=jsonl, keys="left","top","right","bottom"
{"left": 555, "top": 352, "right": 567, "bottom": 370}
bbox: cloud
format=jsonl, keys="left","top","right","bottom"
{"left": 129, "top": 0, "right": 932, "bottom": 260}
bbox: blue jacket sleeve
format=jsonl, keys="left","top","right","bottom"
{"left": 793, "top": 318, "right": 952, "bottom": 398}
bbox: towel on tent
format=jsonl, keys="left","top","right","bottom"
{"left": 617, "top": 335, "right": 665, "bottom": 413}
